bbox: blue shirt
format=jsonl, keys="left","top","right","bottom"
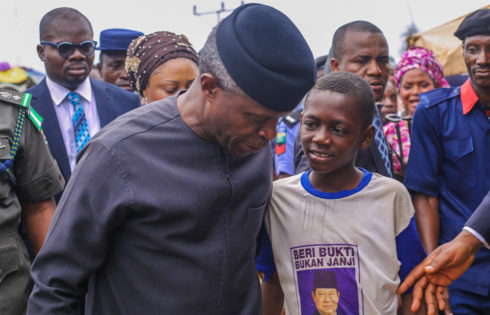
{"left": 404, "top": 80, "right": 490, "bottom": 295}
{"left": 275, "top": 103, "right": 303, "bottom": 176}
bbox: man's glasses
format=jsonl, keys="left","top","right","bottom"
{"left": 41, "top": 40, "right": 97, "bottom": 59}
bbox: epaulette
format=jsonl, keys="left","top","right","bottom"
{"left": 282, "top": 108, "right": 302, "bottom": 128}
{"left": 0, "top": 89, "right": 43, "bottom": 133}
{"left": 0, "top": 88, "right": 25, "bottom": 106}
{"left": 420, "top": 87, "right": 460, "bottom": 109}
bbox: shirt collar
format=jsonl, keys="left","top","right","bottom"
{"left": 460, "top": 79, "right": 479, "bottom": 115}
{"left": 46, "top": 76, "right": 93, "bottom": 106}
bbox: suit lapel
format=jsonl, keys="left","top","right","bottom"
{"left": 29, "top": 80, "right": 71, "bottom": 180}
{"left": 91, "top": 79, "right": 113, "bottom": 127}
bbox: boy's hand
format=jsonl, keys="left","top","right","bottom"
{"left": 261, "top": 272, "right": 284, "bottom": 315}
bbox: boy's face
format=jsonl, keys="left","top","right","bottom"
{"left": 301, "top": 91, "right": 373, "bottom": 175}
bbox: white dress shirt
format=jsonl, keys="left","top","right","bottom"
{"left": 46, "top": 77, "right": 101, "bottom": 172}
{"left": 463, "top": 226, "right": 490, "bottom": 249}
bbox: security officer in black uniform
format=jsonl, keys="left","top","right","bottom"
{"left": 0, "top": 87, "right": 64, "bottom": 314}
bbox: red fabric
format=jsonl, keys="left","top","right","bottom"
{"left": 460, "top": 79, "right": 479, "bottom": 115}
{"left": 276, "top": 144, "right": 285, "bottom": 155}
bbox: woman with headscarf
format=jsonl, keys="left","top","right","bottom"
{"left": 125, "top": 31, "right": 199, "bottom": 104}
{"left": 383, "top": 46, "right": 449, "bottom": 178}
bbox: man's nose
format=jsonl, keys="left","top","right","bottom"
{"left": 258, "top": 117, "right": 279, "bottom": 140}
{"left": 68, "top": 47, "right": 87, "bottom": 60}
{"left": 258, "top": 123, "right": 276, "bottom": 140}
{"left": 119, "top": 68, "right": 129, "bottom": 80}
{"left": 366, "top": 59, "right": 382, "bottom": 76}
{"left": 476, "top": 48, "right": 490, "bottom": 65}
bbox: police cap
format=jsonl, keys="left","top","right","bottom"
{"left": 98, "top": 28, "right": 144, "bottom": 51}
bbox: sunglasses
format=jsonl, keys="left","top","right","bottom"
{"left": 41, "top": 40, "right": 97, "bottom": 59}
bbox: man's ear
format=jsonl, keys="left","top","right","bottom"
{"left": 37, "top": 44, "right": 46, "bottom": 62}
{"left": 330, "top": 58, "right": 340, "bottom": 72}
{"left": 360, "top": 125, "right": 375, "bottom": 150}
{"left": 96, "top": 63, "right": 102, "bottom": 72}
{"left": 200, "top": 73, "right": 219, "bottom": 99}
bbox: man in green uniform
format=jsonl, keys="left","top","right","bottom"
{"left": 0, "top": 87, "right": 64, "bottom": 315}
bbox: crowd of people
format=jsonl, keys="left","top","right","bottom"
{"left": 0, "top": 4, "right": 488, "bottom": 315}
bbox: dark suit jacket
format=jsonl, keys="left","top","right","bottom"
{"left": 466, "top": 191, "right": 490, "bottom": 244}
{"left": 27, "top": 78, "right": 140, "bottom": 183}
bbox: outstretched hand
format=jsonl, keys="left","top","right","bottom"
{"left": 398, "top": 230, "right": 482, "bottom": 313}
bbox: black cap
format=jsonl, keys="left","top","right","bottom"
{"left": 313, "top": 270, "right": 338, "bottom": 290}
{"left": 454, "top": 9, "right": 490, "bottom": 40}
{"left": 216, "top": 3, "right": 316, "bottom": 112}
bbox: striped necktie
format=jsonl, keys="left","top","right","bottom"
{"left": 372, "top": 107, "right": 392, "bottom": 177}
{"left": 67, "top": 91, "right": 90, "bottom": 153}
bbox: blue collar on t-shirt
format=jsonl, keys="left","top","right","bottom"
{"left": 300, "top": 168, "right": 373, "bottom": 199}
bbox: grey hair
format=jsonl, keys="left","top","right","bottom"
{"left": 199, "top": 26, "right": 245, "bottom": 95}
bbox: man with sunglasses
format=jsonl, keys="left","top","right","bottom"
{"left": 27, "top": 7, "right": 140, "bottom": 198}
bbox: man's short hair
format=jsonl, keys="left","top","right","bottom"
{"left": 39, "top": 7, "right": 93, "bottom": 41}
{"left": 199, "top": 26, "right": 244, "bottom": 96}
{"left": 331, "top": 21, "right": 383, "bottom": 61}
{"left": 315, "top": 55, "right": 328, "bottom": 71}
{"left": 306, "top": 71, "right": 375, "bottom": 129}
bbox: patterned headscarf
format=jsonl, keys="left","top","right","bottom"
{"left": 125, "top": 31, "right": 199, "bottom": 96}
{"left": 394, "top": 47, "right": 449, "bottom": 89}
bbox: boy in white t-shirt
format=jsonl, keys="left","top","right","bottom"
{"left": 256, "top": 72, "right": 426, "bottom": 315}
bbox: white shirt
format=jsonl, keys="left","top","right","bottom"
{"left": 463, "top": 226, "right": 490, "bottom": 249}
{"left": 46, "top": 77, "right": 101, "bottom": 172}
{"left": 265, "top": 172, "right": 417, "bottom": 315}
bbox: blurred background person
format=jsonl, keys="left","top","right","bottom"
{"left": 314, "top": 54, "right": 327, "bottom": 79}
{"left": 126, "top": 31, "right": 199, "bottom": 104}
{"left": 379, "top": 79, "right": 397, "bottom": 124}
{"left": 383, "top": 46, "right": 449, "bottom": 179}
{"left": 96, "top": 28, "right": 143, "bottom": 92}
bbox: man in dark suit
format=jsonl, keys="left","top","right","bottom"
{"left": 294, "top": 21, "right": 392, "bottom": 177}
{"left": 28, "top": 7, "right": 140, "bottom": 187}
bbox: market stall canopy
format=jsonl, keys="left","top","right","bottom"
{"left": 407, "top": 4, "right": 490, "bottom": 77}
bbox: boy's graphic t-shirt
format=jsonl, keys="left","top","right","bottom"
{"left": 257, "top": 170, "right": 425, "bottom": 315}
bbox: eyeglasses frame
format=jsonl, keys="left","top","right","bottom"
{"left": 40, "top": 40, "right": 98, "bottom": 58}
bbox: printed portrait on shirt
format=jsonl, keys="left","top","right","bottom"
{"left": 292, "top": 244, "right": 361, "bottom": 315}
